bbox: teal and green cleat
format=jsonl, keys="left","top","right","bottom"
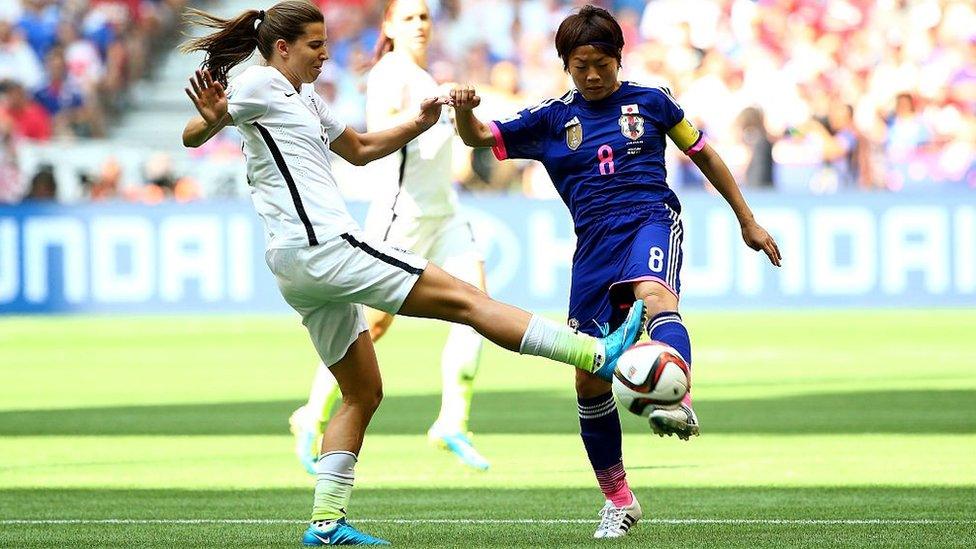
{"left": 592, "top": 300, "right": 645, "bottom": 382}
{"left": 302, "top": 519, "right": 390, "bottom": 546}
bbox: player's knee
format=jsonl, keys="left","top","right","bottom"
{"left": 344, "top": 384, "right": 383, "bottom": 413}
{"left": 640, "top": 289, "right": 677, "bottom": 317}
{"left": 450, "top": 280, "right": 490, "bottom": 325}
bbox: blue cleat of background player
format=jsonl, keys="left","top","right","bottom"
{"left": 592, "top": 300, "right": 645, "bottom": 382}
{"left": 302, "top": 519, "right": 390, "bottom": 546}
{"left": 429, "top": 429, "right": 490, "bottom": 471}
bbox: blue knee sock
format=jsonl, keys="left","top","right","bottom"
{"left": 646, "top": 311, "right": 692, "bottom": 365}
{"left": 578, "top": 392, "right": 630, "bottom": 503}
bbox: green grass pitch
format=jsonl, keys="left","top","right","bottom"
{"left": 1, "top": 310, "right": 974, "bottom": 547}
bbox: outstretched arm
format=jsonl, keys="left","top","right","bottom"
{"left": 330, "top": 96, "right": 449, "bottom": 166}
{"left": 691, "top": 143, "right": 782, "bottom": 267}
{"left": 450, "top": 85, "right": 495, "bottom": 148}
{"left": 183, "top": 70, "right": 230, "bottom": 148}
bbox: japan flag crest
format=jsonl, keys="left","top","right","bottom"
{"left": 619, "top": 104, "right": 644, "bottom": 140}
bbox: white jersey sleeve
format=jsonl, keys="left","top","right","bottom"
{"left": 365, "top": 56, "right": 409, "bottom": 131}
{"left": 226, "top": 69, "right": 271, "bottom": 125}
{"left": 314, "top": 91, "right": 347, "bottom": 142}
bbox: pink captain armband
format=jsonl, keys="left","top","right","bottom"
{"left": 488, "top": 121, "right": 508, "bottom": 160}
{"left": 685, "top": 132, "right": 707, "bottom": 156}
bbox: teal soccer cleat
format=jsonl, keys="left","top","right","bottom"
{"left": 302, "top": 519, "right": 390, "bottom": 546}
{"left": 428, "top": 428, "right": 490, "bottom": 471}
{"left": 592, "top": 300, "right": 645, "bottom": 382}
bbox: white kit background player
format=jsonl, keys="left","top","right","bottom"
{"left": 289, "top": 0, "right": 490, "bottom": 472}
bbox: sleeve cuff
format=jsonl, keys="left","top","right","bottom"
{"left": 488, "top": 121, "right": 508, "bottom": 161}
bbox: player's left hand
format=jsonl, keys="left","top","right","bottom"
{"left": 741, "top": 221, "right": 782, "bottom": 267}
{"left": 416, "top": 96, "right": 450, "bottom": 130}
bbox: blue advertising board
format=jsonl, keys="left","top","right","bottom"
{"left": 1, "top": 193, "right": 974, "bottom": 314}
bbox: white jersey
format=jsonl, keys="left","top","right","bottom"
{"left": 365, "top": 51, "right": 457, "bottom": 226}
{"left": 227, "top": 65, "right": 358, "bottom": 249}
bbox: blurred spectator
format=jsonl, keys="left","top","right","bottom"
{"left": 737, "top": 106, "right": 774, "bottom": 188}
{"left": 0, "top": 108, "right": 20, "bottom": 203}
{"left": 34, "top": 46, "right": 104, "bottom": 137}
{"left": 24, "top": 162, "right": 57, "bottom": 201}
{"left": 886, "top": 93, "right": 931, "bottom": 160}
{"left": 0, "top": 80, "right": 52, "bottom": 141}
{"left": 5, "top": 0, "right": 974, "bottom": 200}
{"left": 87, "top": 156, "right": 121, "bottom": 200}
{"left": 0, "top": 18, "right": 44, "bottom": 91}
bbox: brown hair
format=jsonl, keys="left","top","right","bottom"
{"left": 554, "top": 5, "right": 624, "bottom": 70}
{"left": 179, "top": 0, "right": 324, "bottom": 85}
{"left": 373, "top": 0, "right": 399, "bottom": 63}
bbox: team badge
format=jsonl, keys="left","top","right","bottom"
{"left": 565, "top": 117, "right": 583, "bottom": 150}
{"left": 619, "top": 104, "right": 644, "bottom": 140}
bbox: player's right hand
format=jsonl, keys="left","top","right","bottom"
{"left": 450, "top": 85, "right": 481, "bottom": 111}
{"left": 185, "top": 69, "right": 228, "bottom": 126}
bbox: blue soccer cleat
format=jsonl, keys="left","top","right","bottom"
{"left": 428, "top": 428, "right": 490, "bottom": 471}
{"left": 592, "top": 300, "right": 645, "bottom": 382}
{"left": 302, "top": 519, "right": 390, "bottom": 546}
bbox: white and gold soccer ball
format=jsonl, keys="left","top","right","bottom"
{"left": 612, "top": 341, "right": 690, "bottom": 417}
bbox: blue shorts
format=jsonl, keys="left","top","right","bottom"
{"left": 568, "top": 203, "right": 683, "bottom": 337}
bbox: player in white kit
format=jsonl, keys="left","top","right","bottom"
{"left": 180, "top": 1, "right": 644, "bottom": 545}
{"left": 289, "top": 0, "right": 490, "bottom": 474}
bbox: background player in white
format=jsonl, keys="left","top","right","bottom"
{"left": 180, "top": 2, "right": 644, "bottom": 544}
{"left": 289, "top": 0, "right": 490, "bottom": 474}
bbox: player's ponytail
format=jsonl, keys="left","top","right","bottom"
{"left": 554, "top": 5, "right": 625, "bottom": 70}
{"left": 373, "top": 0, "right": 398, "bottom": 63}
{"left": 180, "top": 0, "right": 324, "bottom": 86}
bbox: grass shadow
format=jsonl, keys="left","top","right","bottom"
{"left": 0, "top": 389, "right": 973, "bottom": 436}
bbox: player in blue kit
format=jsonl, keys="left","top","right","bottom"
{"left": 452, "top": 5, "right": 782, "bottom": 539}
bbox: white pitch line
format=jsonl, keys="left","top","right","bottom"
{"left": 0, "top": 518, "right": 971, "bottom": 526}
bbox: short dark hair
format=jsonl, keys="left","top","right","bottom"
{"left": 554, "top": 5, "right": 624, "bottom": 70}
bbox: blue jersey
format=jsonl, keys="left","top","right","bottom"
{"left": 489, "top": 82, "right": 702, "bottom": 230}
{"left": 490, "top": 82, "right": 705, "bottom": 335}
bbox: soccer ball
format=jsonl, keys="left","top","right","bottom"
{"left": 612, "top": 341, "right": 690, "bottom": 417}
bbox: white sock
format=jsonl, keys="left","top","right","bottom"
{"left": 434, "top": 324, "right": 483, "bottom": 433}
{"left": 311, "top": 450, "right": 357, "bottom": 521}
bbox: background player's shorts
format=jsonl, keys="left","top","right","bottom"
{"left": 569, "top": 203, "right": 683, "bottom": 337}
{"left": 265, "top": 230, "right": 429, "bottom": 366}
{"left": 367, "top": 213, "right": 484, "bottom": 288}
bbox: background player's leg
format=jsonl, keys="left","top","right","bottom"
{"left": 429, "top": 254, "right": 488, "bottom": 469}
{"left": 367, "top": 307, "right": 395, "bottom": 342}
{"left": 290, "top": 362, "right": 342, "bottom": 473}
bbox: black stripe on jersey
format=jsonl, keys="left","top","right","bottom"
{"left": 253, "top": 122, "right": 318, "bottom": 246}
{"left": 340, "top": 233, "right": 424, "bottom": 276}
{"left": 382, "top": 147, "right": 408, "bottom": 241}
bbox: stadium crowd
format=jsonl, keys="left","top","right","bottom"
{"left": 0, "top": 0, "right": 189, "bottom": 201}
{"left": 2, "top": 0, "right": 974, "bottom": 202}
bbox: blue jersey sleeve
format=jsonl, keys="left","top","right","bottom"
{"left": 646, "top": 86, "right": 685, "bottom": 131}
{"left": 489, "top": 101, "right": 556, "bottom": 161}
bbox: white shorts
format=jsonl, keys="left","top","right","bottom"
{"left": 265, "top": 231, "right": 428, "bottom": 367}
{"left": 367, "top": 213, "right": 484, "bottom": 287}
